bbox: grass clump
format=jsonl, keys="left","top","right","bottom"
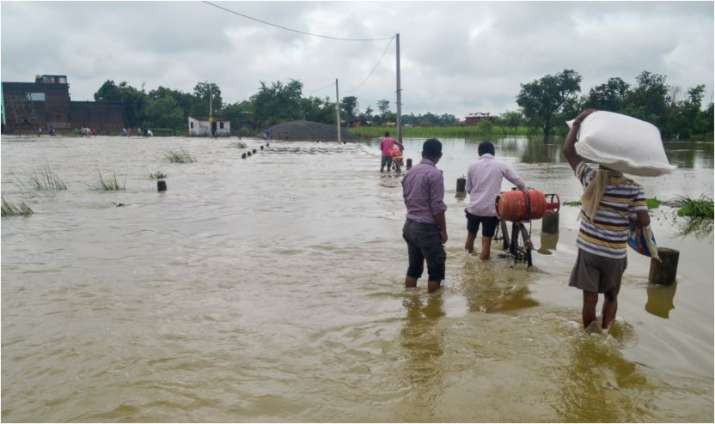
{"left": 564, "top": 198, "right": 662, "bottom": 209}
{"left": 231, "top": 141, "right": 248, "bottom": 149}
{"left": 30, "top": 166, "right": 67, "bottom": 191}
{"left": 2, "top": 196, "right": 33, "bottom": 217}
{"left": 646, "top": 197, "right": 661, "bottom": 209}
{"left": 164, "top": 149, "right": 195, "bottom": 163}
{"left": 95, "top": 171, "right": 125, "bottom": 191}
{"left": 149, "top": 171, "right": 167, "bottom": 180}
{"left": 677, "top": 197, "right": 714, "bottom": 219}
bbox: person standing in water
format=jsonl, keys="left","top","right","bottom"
{"left": 563, "top": 109, "right": 651, "bottom": 331}
{"left": 380, "top": 131, "right": 397, "bottom": 172}
{"left": 464, "top": 141, "right": 526, "bottom": 259}
{"left": 402, "top": 139, "right": 447, "bottom": 293}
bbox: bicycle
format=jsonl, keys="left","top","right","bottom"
{"left": 493, "top": 191, "right": 560, "bottom": 268}
{"left": 493, "top": 218, "right": 534, "bottom": 267}
{"left": 391, "top": 156, "right": 404, "bottom": 173}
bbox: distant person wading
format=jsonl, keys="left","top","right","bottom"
{"left": 380, "top": 132, "right": 398, "bottom": 172}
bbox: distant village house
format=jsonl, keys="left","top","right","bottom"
{"left": 1, "top": 74, "right": 123, "bottom": 134}
{"left": 188, "top": 116, "right": 230, "bottom": 137}
{"left": 464, "top": 112, "right": 493, "bottom": 126}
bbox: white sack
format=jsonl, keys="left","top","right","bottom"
{"left": 567, "top": 111, "right": 676, "bottom": 177}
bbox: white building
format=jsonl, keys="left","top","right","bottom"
{"left": 188, "top": 116, "right": 231, "bottom": 137}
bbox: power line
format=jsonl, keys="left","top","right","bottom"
{"left": 348, "top": 36, "right": 395, "bottom": 94}
{"left": 304, "top": 81, "right": 336, "bottom": 97}
{"left": 202, "top": 1, "right": 393, "bottom": 42}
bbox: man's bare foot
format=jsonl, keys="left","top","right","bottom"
{"left": 427, "top": 281, "right": 442, "bottom": 293}
{"left": 405, "top": 276, "right": 417, "bottom": 288}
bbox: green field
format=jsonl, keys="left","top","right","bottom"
{"left": 348, "top": 125, "right": 532, "bottom": 139}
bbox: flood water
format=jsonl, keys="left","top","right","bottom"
{"left": 2, "top": 135, "right": 713, "bottom": 421}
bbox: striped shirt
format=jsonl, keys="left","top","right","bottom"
{"left": 575, "top": 162, "right": 648, "bottom": 259}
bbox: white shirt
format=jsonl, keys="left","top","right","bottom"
{"left": 465, "top": 154, "right": 526, "bottom": 217}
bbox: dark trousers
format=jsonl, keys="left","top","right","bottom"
{"left": 403, "top": 219, "right": 446, "bottom": 282}
{"left": 381, "top": 155, "right": 393, "bottom": 171}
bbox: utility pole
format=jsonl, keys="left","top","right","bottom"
{"left": 395, "top": 33, "right": 402, "bottom": 144}
{"left": 335, "top": 78, "right": 342, "bottom": 144}
{"left": 209, "top": 88, "right": 213, "bottom": 121}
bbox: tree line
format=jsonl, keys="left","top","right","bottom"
{"left": 517, "top": 69, "right": 713, "bottom": 140}
{"left": 93, "top": 79, "right": 460, "bottom": 135}
{"left": 95, "top": 69, "right": 712, "bottom": 140}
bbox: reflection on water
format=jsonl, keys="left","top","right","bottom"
{"left": 462, "top": 260, "right": 539, "bottom": 313}
{"left": 664, "top": 142, "right": 714, "bottom": 169}
{"left": 463, "top": 136, "right": 714, "bottom": 169}
{"left": 538, "top": 232, "right": 559, "bottom": 255}
{"left": 645, "top": 283, "right": 677, "bottom": 319}
{"left": 557, "top": 334, "right": 651, "bottom": 422}
{"left": 399, "top": 294, "right": 444, "bottom": 421}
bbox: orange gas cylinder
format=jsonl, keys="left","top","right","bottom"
{"left": 496, "top": 189, "right": 547, "bottom": 221}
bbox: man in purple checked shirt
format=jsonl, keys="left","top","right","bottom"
{"left": 401, "top": 139, "right": 448, "bottom": 293}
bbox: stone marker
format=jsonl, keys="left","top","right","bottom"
{"left": 649, "top": 247, "right": 679, "bottom": 285}
{"left": 456, "top": 176, "right": 466, "bottom": 195}
{"left": 542, "top": 211, "right": 559, "bottom": 234}
{"left": 406, "top": 158, "right": 412, "bottom": 170}
{"left": 157, "top": 180, "right": 167, "bottom": 192}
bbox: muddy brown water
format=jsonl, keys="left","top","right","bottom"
{"left": 1, "top": 135, "right": 712, "bottom": 421}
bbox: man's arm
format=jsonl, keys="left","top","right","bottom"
{"left": 503, "top": 165, "right": 526, "bottom": 190}
{"left": 433, "top": 211, "right": 447, "bottom": 243}
{"left": 465, "top": 167, "right": 473, "bottom": 193}
{"left": 631, "top": 187, "right": 651, "bottom": 228}
{"left": 563, "top": 109, "right": 596, "bottom": 171}
{"left": 429, "top": 172, "right": 448, "bottom": 243}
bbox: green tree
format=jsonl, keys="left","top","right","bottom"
{"left": 623, "top": 71, "right": 670, "bottom": 128}
{"left": 516, "top": 69, "right": 582, "bottom": 139}
{"left": 148, "top": 86, "right": 196, "bottom": 123}
{"left": 341, "top": 96, "right": 359, "bottom": 126}
{"left": 144, "top": 95, "right": 184, "bottom": 130}
{"left": 94, "top": 80, "right": 147, "bottom": 128}
{"left": 251, "top": 80, "right": 304, "bottom": 128}
{"left": 301, "top": 96, "right": 335, "bottom": 124}
{"left": 584, "top": 77, "right": 630, "bottom": 111}
{"left": 497, "top": 111, "right": 525, "bottom": 128}
{"left": 223, "top": 100, "right": 255, "bottom": 132}
{"left": 192, "top": 81, "right": 223, "bottom": 117}
{"left": 377, "top": 99, "right": 390, "bottom": 117}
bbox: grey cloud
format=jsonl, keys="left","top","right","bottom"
{"left": 2, "top": 1, "right": 712, "bottom": 117}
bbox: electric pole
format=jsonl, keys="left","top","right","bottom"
{"left": 396, "top": 33, "right": 402, "bottom": 144}
{"left": 335, "top": 78, "right": 342, "bottom": 143}
{"left": 209, "top": 88, "right": 213, "bottom": 121}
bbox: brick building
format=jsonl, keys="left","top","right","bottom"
{"left": 1, "top": 74, "right": 123, "bottom": 134}
{"left": 464, "top": 112, "right": 493, "bottom": 126}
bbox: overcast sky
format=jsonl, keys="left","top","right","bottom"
{"left": 2, "top": 1, "right": 713, "bottom": 118}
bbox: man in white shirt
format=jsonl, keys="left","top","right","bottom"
{"left": 464, "top": 141, "right": 526, "bottom": 260}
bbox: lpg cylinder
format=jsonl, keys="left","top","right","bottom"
{"left": 496, "top": 189, "right": 547, "bottom": 221}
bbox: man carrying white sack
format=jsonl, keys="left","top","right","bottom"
{"left": 563, "top": 109, "right": 652, "bottom": 332}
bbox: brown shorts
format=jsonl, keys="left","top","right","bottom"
{"left": 569, "top": 249, "right": 627, "bottom": 293}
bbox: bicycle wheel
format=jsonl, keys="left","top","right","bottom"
{"left": 494, "top": 220, "right": 510, "bottom": 251}
{"left": 518, "top": 223, "right": 534, "bottom": 267}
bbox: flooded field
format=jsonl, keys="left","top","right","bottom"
{"left": 2, "top": 135, "right": 713, "bottom": 421}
